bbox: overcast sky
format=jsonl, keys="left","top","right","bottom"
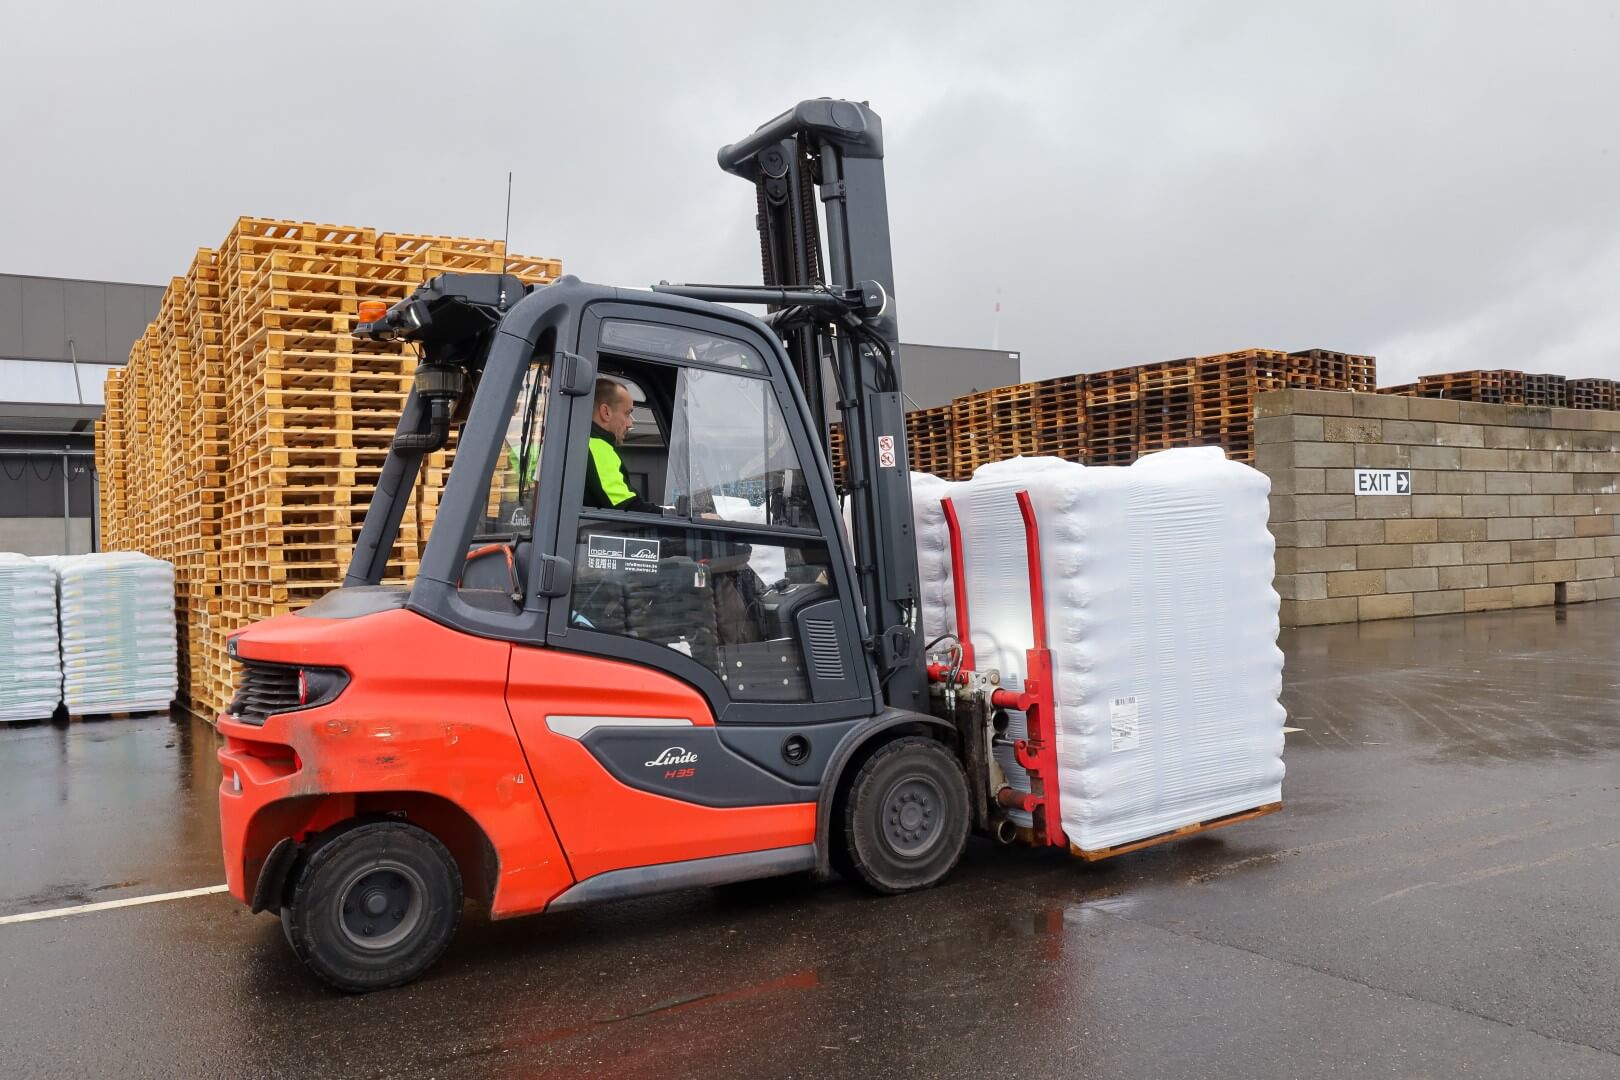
{"left": 2, "top": 1, "right": 1617, "bottom": 386}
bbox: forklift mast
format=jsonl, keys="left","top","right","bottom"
{"left": 698, "top": 99, "right": 926, "bottom": 711}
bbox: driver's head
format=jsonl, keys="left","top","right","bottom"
{"left": 593, "top": 378, "right": 634, "bottom": 443}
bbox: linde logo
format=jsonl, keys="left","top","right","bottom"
{"left": 645, "top": 747, "right": 698, "bottom": 767}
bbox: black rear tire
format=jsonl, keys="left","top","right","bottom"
{"left": 280, "top": 821, "right": 462, "bottom": 993}
{"left": 840, "top": 736, "right": 969, "bottom": 894}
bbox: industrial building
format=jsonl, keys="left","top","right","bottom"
{"left": 0, "top": 273, "right": 164, "bottom": 554}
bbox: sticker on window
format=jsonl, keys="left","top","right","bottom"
{"left": 1110, "top": 695, "right": 1140, "bottom": 752}
{"left": 587, "top": 535, "right": 660, "bottom": 573}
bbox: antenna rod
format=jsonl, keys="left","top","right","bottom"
{"left": 500, "top": 171, "right": 514, "bottom": 305}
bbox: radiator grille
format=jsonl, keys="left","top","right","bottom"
{"left": 804, "top": 618, "right": 845, "bottom": 682}
{"left": 229, "top": 661, "right": 299, "bottom": 724}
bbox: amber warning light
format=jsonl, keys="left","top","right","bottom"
{"left": 357, "top": 299, "right": 389, "bottom": 324}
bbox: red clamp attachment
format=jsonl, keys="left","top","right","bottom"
{"left": 994, "top": 492, "right": 1066, "bottom": 848}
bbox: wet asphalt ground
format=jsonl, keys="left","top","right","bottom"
{"left": 3, "top": 601, "right": 1619, "bottom": 1080}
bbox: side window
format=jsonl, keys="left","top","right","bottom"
{"left": 570, "top": 521, "right": 838, "bottom": 702}
{"left": 666, "top": 365, "right": 819, "bottom": 531}
{"left": 475, "top": 358, "right": 549, "bottom": 538}
{"left": 457, "top": 355, "right": 549, "bottom": 608}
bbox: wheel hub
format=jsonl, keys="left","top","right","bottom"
{"left": 884, "top": 778, "right": 941, "bottom": 857}
{"left": 337, "top": 863, "right": 427, "bottom": 951}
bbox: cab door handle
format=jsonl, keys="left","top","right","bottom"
{"left": 536, "top": 554, "right": 573, "bottom": 598}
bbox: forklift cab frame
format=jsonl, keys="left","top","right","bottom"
{"left": 358, "top": 278, "right": 881, "bottom": 724}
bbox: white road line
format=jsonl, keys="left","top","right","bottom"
{"left": 0, "top": 884, "right": 229, "bottom": 926}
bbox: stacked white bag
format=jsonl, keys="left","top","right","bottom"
{"left": 0, "top": 553, "right": 63, "bottom": 722}
{"left": 42, "top": 553, "right": 178, "bottom": 714}
{"left": 915, "top": 448, "right": 1285, "bottom": 850}
{"left": 910, "top": 472, "right": 957, "bottom": 646}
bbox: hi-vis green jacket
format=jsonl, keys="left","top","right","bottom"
{"left": 585, "top": 423, "right": 659, "bottom": 513}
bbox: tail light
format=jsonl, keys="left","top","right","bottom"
{"left": 297, "top": 666, "right": 349, "bottom": 709}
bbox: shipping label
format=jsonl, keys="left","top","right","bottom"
{"left": 1110, "top": 695, "right": 1141, "bottom": 752}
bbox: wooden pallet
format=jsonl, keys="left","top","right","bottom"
{"left": 1290, "top": 348, "right": 1376, "bottom": 392}
{"left": 1083, "top": 368, "right": 1141, "bottom": 466}
{"left": 1522, "top": 372, "right": 1568, "bottom": 409}
{"left": 1033, "top": 372, "right": 1088, "bottom": 464}
{"left": 904, "top": 405, "right": 954, "bottom": 477}
{"left": 1567, "top": 377, "right": 1617, "bottom": 411}
{"left": 1418, "top": 369, "right": 1525, "bottom": 404}
{"left": 96, "top": 215, "right": 562, "bottom": 720}
{"left": 1070, "top": 801, "right": 1283, "bottom": 862}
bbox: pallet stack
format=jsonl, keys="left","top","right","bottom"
{"left": 904, "top": 405, "right": 954, "bottom": 477}
{"left": 1568, "top": 378, "right": 1618, "bottom": 411}
{"left": 1374, "top": 369, "right": 1617, "bottom": 410}
{"left": 1083, "top": 367, "right": 1141, "bottom": 467}
{"left": 1137, "top": 359, "right": 1200, "bottom": 455}
{"left": 1034, "top": 374, "right": 1087, "bottom": 464}
{"left": 1415, "top": 369, "right": 1524, "bottom": 404}
{"left": 951, "top": 382, "right": 1042, "bottom": 478}
{"left": 1195, "top": 349, "right": 1290, "bottom": 461}
{"left": 1289, "top": 348, "right": 1377, "bottom": 393}
{"left": 97, "top": 217, "right": 560, "bottom": 718}
{"left": 824, "top": 346, "right": 1376, "bottom": 481}
{"left": 1523, "top": 372, "right": 1568, "bottom": 408}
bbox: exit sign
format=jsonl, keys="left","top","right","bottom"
{"left": 1355, "top": 468, "right": 1411, "bottom": 495}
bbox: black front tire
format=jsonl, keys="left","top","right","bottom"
{"left": 840, "top": 736, "right": 970, "bottom": 895}
{"left": 280, "top": 821, "right": 463, "bottom": 993}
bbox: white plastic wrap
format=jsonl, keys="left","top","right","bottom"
{"left": 909, "top": 471, "right": 957, "bottom": 648}
{"left": 0, "top": 553, "right": 62, "bottom": 722}
{"left": 42, "top": 552, "right": 178, "bottom": 714}
{"left": 918, "top": 449, "right": 1285, "bottom": 850}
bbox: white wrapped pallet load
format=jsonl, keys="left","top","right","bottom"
{"left": 0, "top": 553, "right": 63, "bottom": 722}
{"left": 43, "top": 553, "right": 178, "bottom": 715}
{"left": 931, "top": 449, "right": 1285, "bottom": 851}
{"left": 910, "top": 471, "right": 957, "bottom": 647}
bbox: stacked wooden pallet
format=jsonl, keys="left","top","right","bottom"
{"left": 97, "top": 217, "right": 560, "bottom": 719}
{"left": 827, "top": 420, "right": 847, "bottom": 492}
{"left": 1374, "top": 369, "right": 1617, "bottom": 410}
{"left": 1415, "top": 369, "right": 1525, "bottom": 404}
{"left": 1136, "top": 359, "right": 1200, "bottom": 455}
{"left": 1288, "top": 348, "right": 1377, "bottom": 392}
{"left": 1195, "top": 349, "right": 1291, "bottom": 462}
{"left": 823, "top": 346, "right": 1376, "bottom": 481}
{"left": 1568, "top": 378, "right": 1618, "bottom": 411}
{"left": 1523, "top": 372, "right": 1568, "bottom": 408}
{"left": 1083, "top": 367, "right": 1141, "bottom": 467}
{"left": 951, "top": 382, "right": 1041, "bottom": 478}
{"left": 1034, "top": 374, "right": 1087, "bottom": 464}
{"left": 905, "top": 405, "right": 954, "bottom": 477}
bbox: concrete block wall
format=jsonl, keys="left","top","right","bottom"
{"left": 1255, "top": 389, "right": 1620, "bottom": 626}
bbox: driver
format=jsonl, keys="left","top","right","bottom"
{"left": 585, "top": 378, "right": 661, "bottom": 513}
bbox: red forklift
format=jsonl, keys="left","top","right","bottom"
{"left": 217, "top": 99, "right": 1270, "bottom": 991}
